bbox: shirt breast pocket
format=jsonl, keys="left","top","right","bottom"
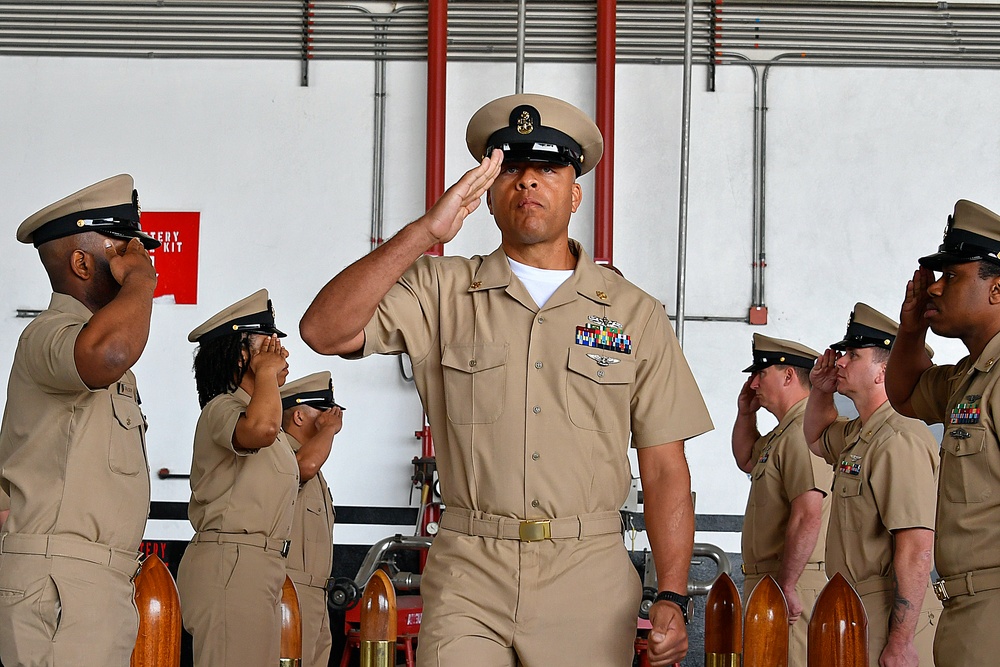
{"left": 941, "top": 426, "right": 993, "bottom": 503}
{"left": 565, "top": 347, "right": 635, "bottom": 433}
{"left": 109, "top": 393, "right": 146, "bottom": 476}
{"left": 834, "top": 475, "right": 864, "bottom": 531}
{"left": 441, "top": 343, "right": 508, "bottom": 425}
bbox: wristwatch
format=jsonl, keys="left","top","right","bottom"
{"left": 653, "top": 590, "right": 693, "bottom": 625}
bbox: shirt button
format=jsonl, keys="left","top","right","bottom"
{"left": 532, "top": 452, "right": 540, "bottom": 460}
{"left": 535, "top": 361, "right": 543, "bottom": 369}
{"left": 597, "top": 370, "right": 605, "bottom": 378}
{"left": 531, "top": 499, "right": 540, "bottom": 508}
{"left": 537, "top": 317, "right": 545, "bottom": 324}
{"left": 469, "top": 359, "right": 477, "bottom": 367}
{"left": 533, "top": 406, "right": 541, "bottom": 414}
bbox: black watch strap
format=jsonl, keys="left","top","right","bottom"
{"left": 653, "top": 590, "right": 692, "bottom": 625}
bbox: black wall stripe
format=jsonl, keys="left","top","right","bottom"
{"left": 149, "top": 501, "right": 743, "bottom": 531}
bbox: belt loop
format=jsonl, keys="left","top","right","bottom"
{"left": 44, "top": 535, "right": 55, "bottom": 559}
{"left": 466, "top": 510, "right": 474, "bottom": 538}
{"left": 577, "top": 516, "right": 584, "bottom": 539}
{"left": 0, "top": 532, "right": 6, "bottom": 554}
{"left": 967, "top": 571, "right": 976, "bottom": 596}
{"left": 496, "top": 517, "right": 505, "bottom": 540}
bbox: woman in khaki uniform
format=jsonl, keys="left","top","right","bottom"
{"left": 176, "top": 290, "right": 300, "bottom": 667}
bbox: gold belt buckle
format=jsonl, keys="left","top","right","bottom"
{"left": 933, "top": 580, "right": 949, "bottom": 602}
{"left": 518, "top": 520, "right": 551, "bottom": 542}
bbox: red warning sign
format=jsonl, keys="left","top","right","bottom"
{"left": 142, "top": 212, "right": 200, "bottom": 305}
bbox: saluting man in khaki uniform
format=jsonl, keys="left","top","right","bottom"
{"left": 280, "top": 371, "right": 342, "bottom": 667}
{"left": 886, "top": 200, "right": 1000, "bottom": 667}
{"left": 805, "top": 303, "right": 940, "bottom": 666}
{"left": 176, "top": 290, "right": 300, "bottom": 667}
{"left": 301, "top": 94, "right": 714, "bottom": 667}
{"left": 0, "top": 174, "right": 160, "bottom": 666}
{"left": 732, "top": 333, "right": 832, "bottom": 666}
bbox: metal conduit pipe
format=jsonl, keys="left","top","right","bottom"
{"left": 675, "top": 0, "right": 695, "bottom": 345}
{"left": 594, "top": 0, "right": 615, "bottom": 266}
{"left": 515, "top": 0, "right": 526, "bottom": 93}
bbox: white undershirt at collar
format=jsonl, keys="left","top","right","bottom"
{"left": 507, "top": 256, "right": 574, "bottom": 309}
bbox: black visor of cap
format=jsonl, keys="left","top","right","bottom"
{"left": 197, "top": 309, "right": 286, "bottom": 344}
{"left": 919, "top": 223, "right": 1000, "bottom": 270}
{"left": 742, "top": 351, "right": 815, "bottom": 373}
{"left": 281, "top": 389, "right": 344, "bottom": 412}
{"left": 830, "top": 322, "right": 895, "bottom": 351}
{"left": 30, "top": 201, "right": 161, "bottom": 250}
{"left": 485, "top": 120, "right": 584, "bottom": 176}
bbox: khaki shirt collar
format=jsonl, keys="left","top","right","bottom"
{"left": 773, "top": 396, "right": 808, "bottom": 436}
{"left": 469, "top": 239, "right": 614, "bottom": 310}
{"left": 857, "top": 400, "right": 895, "bottom": 445}
{"left": 970, "top": 329, "right": 1000, "bottom": 374}
{"left": 48, "top": 292, "right": 94, "bottom": 321}
{"left": 285, "top": 432, "right": 303, "bottom": 454}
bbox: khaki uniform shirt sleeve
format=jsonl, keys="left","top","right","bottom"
{"left": 820, "top": 417, "right": 854, "bottom": 465}
{"left": 360, "top": 256, "right": 441, "bottom": 363}
{"left": 778, "top": 419, "right": 831, "bottom": 500}
{"left": 202, "top": 392, "right": 252, "bottom": 456}
{"left": 630, "top": 304, "right": 714, "bottom": 448}
{"left": 910, "top": 363, "right": 957, "bottom": 425}
{"left": 870, "top": 426, "right": 939, "bottom": 531}
{"left": 22, "top": 314, "right": 91, "bottom": 394}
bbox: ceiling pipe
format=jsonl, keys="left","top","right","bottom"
{"left": 515, "top": 0, "right": 526, "bottom": 93}
{"left": 594, "top": 0, "right": 616, "bottom": 266}
{"left": 425, "top": 0, "right": 447, "bottom": 256}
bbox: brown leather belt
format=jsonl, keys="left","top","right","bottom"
{"left": 0, "top": 533, "right": 142, "bottom": 579}
{"left": 286, "top": 569, "right": 332, "bottom": 590}
{"left": 741, "top": 560, "right": 825, "bottom": 576}
{"left": 439, "top": 507, "right": 623, "bottom": 542}
{"left": 854, "top": 576, "right": 893, "bottom": 597}
{"left": 192, "top": 531, "right": 290, "bottom": 558}
{"left": 933, "top": 566, "right": 1000, "bottom": 602}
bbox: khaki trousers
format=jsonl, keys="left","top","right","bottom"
{"left": 744, "top": 567, "right": 827, "bottom": 667}
{"left": 859, "top": 583, "right": 939, "bottom": 666}
{"left": 294, "top": 583, "right": 332, "bottom": 667}
{"left": 0, "top": 553, "right": 139, "bottom": 667}
{"left": 176, "top": 541, "right": 286, "bottom": 667}
{"left": 933, "top": 587, "right": 1000, "bottom": 667}
{"left": 416, "top": 531, "right": 641, "bottom": 667}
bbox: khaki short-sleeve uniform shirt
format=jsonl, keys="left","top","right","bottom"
{"left": 187, "top": 388, "right": 299, "bottom": 539}
{"left": 359, "top": 241, "right": 714, "bottom": 518}
{"left": 910, "top": 330, "right": 1000, "bottom": 578}
{"left": 819, "top": 401, "right": 939, "bottom": 585}
{"left": 0, "top": 293, "right": 150, "bottom": 550}
{"left": 742, "top": 398, "right": 833, "bottom": 567}
{"left": 285, "top": 434, "right": 334, "bottom": 585}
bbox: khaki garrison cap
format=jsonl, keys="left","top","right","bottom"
{"left": 280, "top": 371, "right": 345, "bottom": 412}
{"left": 17, "top": 174, "right": 160, "bottom": 250}
{"left": 466, "top": 93, "right": 603, "bottom": 177}
{"left": 743, "top": 333, "right": 819, "bottom": 373}
{"left": 830, "top": 302, "right": 934, "bottom": 358}
{"left": 188, "top": 289, "right": 286, "bottom": 343}
{"left": 919, "top": 199, "right": 1000, "bottom": 270}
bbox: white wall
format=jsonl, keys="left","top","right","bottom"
{"left": 1, "top": 54, "right": 994, "bottom": 550}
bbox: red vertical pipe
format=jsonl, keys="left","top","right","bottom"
{"left": 425, "top": 0, "right": 447, "bottom": 257}
{"left": 594, "top": 0, "right": 616, "bottom": 265}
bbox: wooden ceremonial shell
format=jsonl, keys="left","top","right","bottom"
{"left": 808, "top": 572, "right": 869, "bottom": 667}
{"left": 130, "top": 553, "right": 182, "bottom": 667}
{"left": 743, "top": 574, "right": 788, "bottom": 667}
{"left": 704, "top": 572, "right": 742, "bottom": 667}
{"left": 359, "top": 569, "right": 397, "bottom": 667}
{"left": 279, "top": 575, "right": 303, "bottom": 667}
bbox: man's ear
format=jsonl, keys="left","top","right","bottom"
{"left": 570, "top": 182, "right": 582, "bottom": 214}
{"left": 989, "top": 277, "right": 1000, "bottom": 305}
{"left": 69, "top": 249, "right": 93, "bottom": 281}
{"left": 294, "top": 408, "right": 307, "bottom": 427}
{"left": 784, "top": 367, "right": 796, "bottom": 386}
{"left": 486, "top": 189, "right": 494, "bottom": 215}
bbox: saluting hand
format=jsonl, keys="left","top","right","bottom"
{"left": 423, "top": 149, "right": 503, "bottom": 245}
{"left": 898, "top": 267, "right": 934, "bottom": 334}
{"left": 249, "top": 335, "right": 289, "bottom": 382}
{"left": 104, "top": 237, "right": 156, "bottom": 288}
{"left": 646, "top": 601, "right": 688, "bottom": 666}
{"left": 316, "top": 406, "right": 344, "bottom": 436}
{"left": 737, "top": 377, "right": 760, "bottom": 416}
{"left": 810, "top": 349, "right": 841, "bottom": 395}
